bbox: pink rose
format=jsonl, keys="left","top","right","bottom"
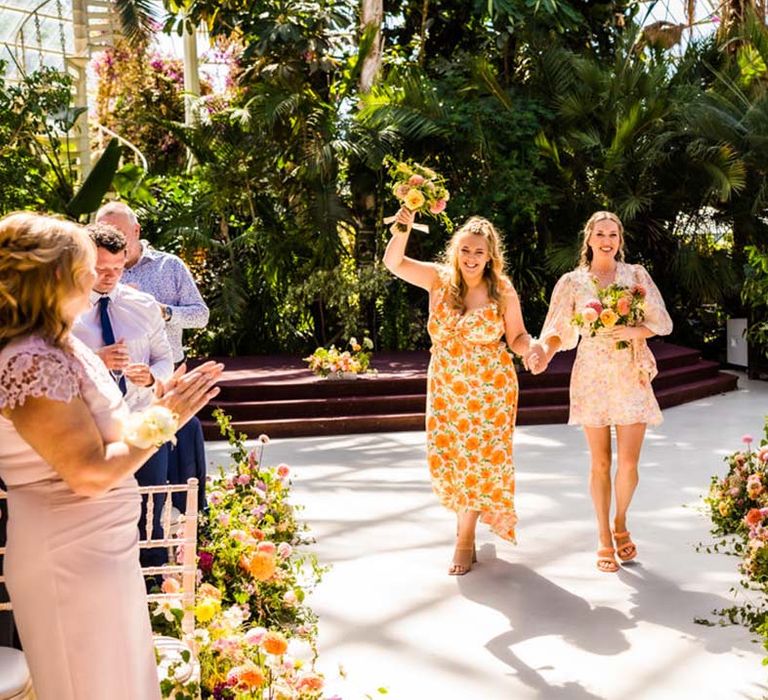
{"left": 582, "top": 307, "right": 599, "bottom": 324}
{"left": 277, "top": 542, "right": 293, "bottom": 559}
{"left": 408, "top": 174, "right": 425, "bottom": 186}
{"left": 236, "top": 474, "right": 251, "bottom": 486}
{"left": 277, "top": 464, "right": 290, "bottom": 479}
{"left": 258, "top": 541, "right": 276, "bottom": 555}
{"left": 585, "top": 299, "right": 603, "bottom": 314}
{"left": 631, "top": 284, "right": 646, "bottom": 297}
{"left": 616, "top": 296, "right": 631, "bottom": 316}
{"left": 429, "top": 199, "right": 447, "bottom": 214}
{"left": 218, "top": 512, "right": 231, "bottom": 527}
{"left": 759, "top": 447, "right": 768, "bottom": 462}
{"left": 244, "top": 626, "right": 267, "bottom": 646}
{"left": 394, "top": 184, "right": 410, "bottom": 199}
{"left": 230, "top": 529, "right": 248, "bottom": 542}
{"left": 161, "top": 577, "right": 181, "bottom": 594}
{"left": 283, "top": 590, "right": 298, "bottom": 605}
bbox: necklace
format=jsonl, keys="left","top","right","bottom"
{"left": 590, "top": 266, "right": 617, "bottom": 285}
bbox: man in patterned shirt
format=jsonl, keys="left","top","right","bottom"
{"left": 95, "top": 201, "right": 210, "bottom": 513}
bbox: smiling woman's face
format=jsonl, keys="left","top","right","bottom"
{"left": 456, "top": 233, "right": 490, "bottom": 282}
{"left": 588, "top": 218, "right": 621, "bottom": 262}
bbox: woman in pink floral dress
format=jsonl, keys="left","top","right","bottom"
{"left": 535, "top": 211, "right": 672, "bottom": 573}
{"left": 0, "top": 212, "right": 221, "bottom": 699}
{"left": 384, "top": 210, "right": 543, "bottom": 575}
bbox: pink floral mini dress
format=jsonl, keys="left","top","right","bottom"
{"left": 540, "top": 262, "right": 673, "bottom": 427}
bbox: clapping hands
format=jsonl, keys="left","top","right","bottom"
{"left": 154, "top": 361, "right": 223, "bottom": 426}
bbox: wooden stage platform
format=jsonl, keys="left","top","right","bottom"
{"left": 196, "top": 341, "right": 738, "bottom": 440}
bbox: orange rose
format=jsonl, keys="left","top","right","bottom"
{"left": 466, "top": 436, "right": 480, "bottom": 451}
{"left": 481, "top": 368, "right": 495, "bottom": 383}
{"left": 465, "top": 474, "right": 479, "bottom": 488}
{"left": 261, "top": 631, "right": 289, "bottom": 656}
{"left": 499, "top": 351, "right": 512, "bottom": 366}
{"left": 493, "top": 373, "right": 508, "bottom": 389}
{"left": 433, "top": 396, "right": 448, "bottom": 411}
{"left": 435, "top": 432, "right": 450, "bottom": 449}
{"left": 296, "top": 673, "right": 325, "bottom": 692}
{"left": 247, "top": 551, "right": 277, "bottom": 581}
{"left": 457, "top": 418, "right": 470, "bottom": 433}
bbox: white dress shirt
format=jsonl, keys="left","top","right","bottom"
{"left": 72, "top": 283, "right": 174, "bottom": 411}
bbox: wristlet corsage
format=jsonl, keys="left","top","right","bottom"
{"left": 123, "top": 406, "right": 179, "bottom": 449}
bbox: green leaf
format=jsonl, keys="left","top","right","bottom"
{"left": 65, "top": 138, "right": 122, "bottom": 217}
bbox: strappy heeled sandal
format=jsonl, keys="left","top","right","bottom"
{"left": 449, "top": 546, "right": 475, "bottom": 576}
{"left": 613, "top": 530, "right": 637, "bottom": 562}
{"left": 596, "top": 547, "right": 619, "bottom": 573}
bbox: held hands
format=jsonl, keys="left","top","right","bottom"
{"left": 154, "top": 361, "right": 223, "bottom": 427}
{"left": 97, "top": 339, "right": 129, "bottom": 371}
{"left": 524, "top": 341, "right": 549, "bottom": 375}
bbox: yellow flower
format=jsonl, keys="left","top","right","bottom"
{"left": 195, "top": 597, "right": 220, "bottom": 623}
{"left": 599, "top": 309, "right": 618, "bottom": 328}
{"left": 718, "top": 500, "right": 731, "bottom": 518}
{"left": 404, "top": 188, "right": 425, "bottom": 211}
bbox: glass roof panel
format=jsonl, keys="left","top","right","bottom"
{"left": 0, "top": 0, "right": 73, "bottom": 78}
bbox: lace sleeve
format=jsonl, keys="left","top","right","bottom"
{"left": 0, "top": 349, "right": 81, "bottom": 411}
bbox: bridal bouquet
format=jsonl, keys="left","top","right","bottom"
{"left": 572, "top": 282, "right": 646, "bottom": 349}
{"left": 384, "top": 156, "right": 451, "bottom": 233}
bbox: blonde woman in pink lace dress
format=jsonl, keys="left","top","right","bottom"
{"left": 0, "top": 212, "right": 222, "bottom": 699}
{"left": 535, "top": 211, "right": 672, "bottom": 573}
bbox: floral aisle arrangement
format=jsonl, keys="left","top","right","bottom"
{"left": 383, "top": 156, "right": 452, "bottom": 233}
{"left": 701, "top": 418, "right": 768, "bottom": 659}
{"left": 304, "top": 337, "right": 374, "bottom": 379}
{"left": 572, "top": 281, "right": 646, "bottom": 349}
{"left": 153, "top": 410, "right": 329, "bottom": 699}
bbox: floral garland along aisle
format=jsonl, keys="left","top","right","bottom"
{"left": 701, "top": 415, "right": 768, "bottom": 659}
{"left": 152, "top": 410, "right": 382, "bottom": 699}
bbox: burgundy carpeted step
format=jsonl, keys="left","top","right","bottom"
{"left": 656, "top": 372, "right": 738, "bottom": 410}
{"left": 198, "top": 342, "right": 738, "bottom": 439}
{"left": 203, "top": 394, "right": 427, "bottom": 421}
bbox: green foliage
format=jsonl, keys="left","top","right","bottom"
{"left": 743, "top": 245, "right": 768, "bottom": 359}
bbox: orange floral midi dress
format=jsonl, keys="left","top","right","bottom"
{"left": 425, "top": 277, "right": 518, "bottom": 542}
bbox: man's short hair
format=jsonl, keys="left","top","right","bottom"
{"left": 95, "top": 201, "right": 138, "bottom": 227}
{"left": 86, "top": 222, "right": 127, "bottom": 254}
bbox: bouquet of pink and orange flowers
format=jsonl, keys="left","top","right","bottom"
{"left": 572, "top": 281, "right": 646, "bottom": 349}
{"left": 384, "top": 156, "right": 451, "bottom": 233}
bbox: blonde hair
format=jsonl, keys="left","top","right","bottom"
{"left": 442, "top": 216, "right": 511, "bottom": 313}
{"left": 578, "top": 211, "right": 625, "bottom": 268}
{"left": 0, "top": 212, "right": 95, "bottom": 349}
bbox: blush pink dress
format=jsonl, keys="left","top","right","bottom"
{"left": 0, "top": 335, "right": 160, "bottom": 700}
{"left": 540, "top": 263, "right": 673, "bottom": 427}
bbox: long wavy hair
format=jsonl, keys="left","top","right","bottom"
{"left": 577, "top": 210, "right": 625, "bottom": 268}
{"left": 442, "top": 216, "right": 510, "bottom": 313}
{"left": 0, "top": 212, "right": 94, "bottom": 350}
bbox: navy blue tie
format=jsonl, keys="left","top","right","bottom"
{"left": 98, "top": 296, "right": 127, "bottom": 395}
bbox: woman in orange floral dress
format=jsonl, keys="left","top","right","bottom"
{"left": 533, "top": 211, "right": 672, "bottom": 574}
{"left": 384, "top": 210, "right": 543, "bottom": 575}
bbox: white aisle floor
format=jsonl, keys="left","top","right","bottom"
{"left": 206, "top": 373, "right": 768, "bottom": 700}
